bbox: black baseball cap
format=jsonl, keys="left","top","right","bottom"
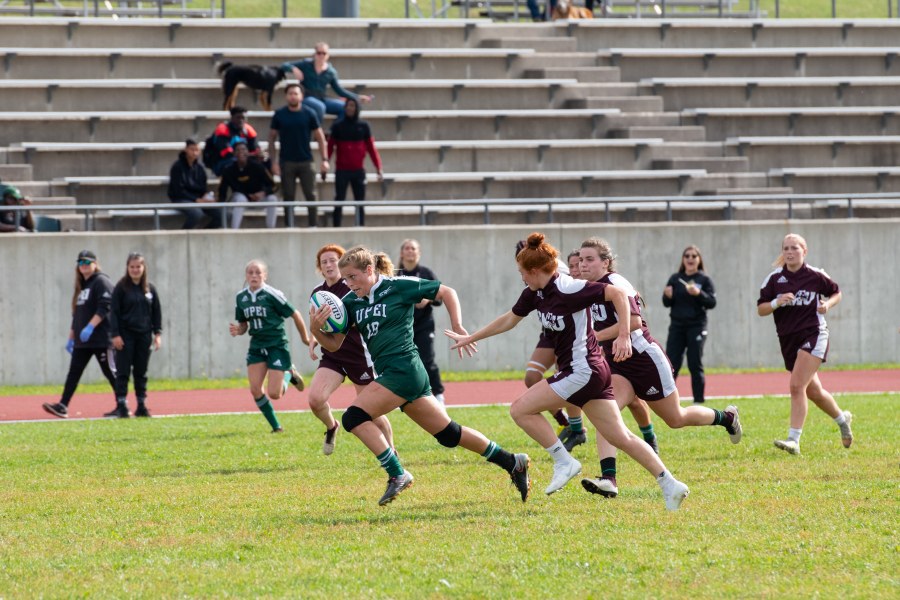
{"left": 77, "top": 250, "right": 97, "bottom": 263}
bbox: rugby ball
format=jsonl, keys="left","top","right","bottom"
{"left": 310, "top": 290, "right": 349, "bottom": 334}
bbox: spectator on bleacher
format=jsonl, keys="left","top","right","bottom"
{"left": 0, "top": 186, "right": 35, "bottom": 233}
{"left": 218, "top": 142, "right": 278, "bottom": 229}
{"left": 527, "top": 0, "right": 558, "bottom": 20}
{"left": 268, "top": 84, "right": 329, "bottom": 228}
{"left": 280, "top": 42, "right": 372, "bottom": 124}
{"left": 167, "top": 139, "right": 223, "bottom": 230}
{"left": 209, "top": 106, "right": 261, "bottom": 176}
{"left": 662, "top": 245, "right": 716, "bottom": 404}
{"left": 325, "top": 98, "right": 382, "bottom": 227}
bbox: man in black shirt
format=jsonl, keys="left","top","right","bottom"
{"left": 218, "top": 142, "right": 278, "bottom": 229}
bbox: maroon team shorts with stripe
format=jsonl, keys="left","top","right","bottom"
{"left": 778, "top": 327, "right": 829, "bottom": 372}
{"left": 609, "top": 341, "right": 677, "bottom": 401}
{"left": 318, "top": 355, "right": 375, "bottom": 386}
{"left": 548, "top": 361, "right": 615, "bottom": 407}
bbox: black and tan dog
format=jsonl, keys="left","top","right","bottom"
{"left": 216, "top": 61, "right": 286, "bottom": 111}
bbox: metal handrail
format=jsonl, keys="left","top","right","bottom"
{"left": 5, "top": 192, "right": 899, "bottom": 231}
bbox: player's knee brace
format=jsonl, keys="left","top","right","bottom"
{"left": 434, "top": 420, "right": 462, "bottom": 448}
{"left": 342, "top": 405, "right": 373, "bottom": 432}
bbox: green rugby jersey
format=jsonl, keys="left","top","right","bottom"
{"left": 234, "top": 284, "right": 296, "bottom": 350}
{"left": 342, "top": 275, "right": 440, "bottom": 374}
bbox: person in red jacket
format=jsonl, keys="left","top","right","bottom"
{"left": 324, "top": 98, "right": 382, "bottom": 227}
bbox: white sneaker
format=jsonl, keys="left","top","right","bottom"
{"left": 774, "top": 438, "right": 801, "bottom": 455}
{"left": 724, "top": 405, "right": 742, "bottom": 444}
{"left": 435, "top": 393, "right": 445, "bottom": 405}
{"left": 544, "top": 458, "right": 582, "bottom": 495}
{"left": 660, "top": 476, "right": 690, "bottom": 511}
{"left": 839, "top": 411, "right": 853, "bottom": 448}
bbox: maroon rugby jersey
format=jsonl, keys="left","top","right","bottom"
{"left": 592, "top": 272, "right": 655, "bottom": 355}
{"left": 312, "top": 279, "right": 373, "bottom": 369}
{"left": 511, "top": 273, "right": 606, "bottom": 374}
{"left": 757, "top": 263, "right": 839, "bottom": 338}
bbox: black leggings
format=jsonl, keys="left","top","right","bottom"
{"left": 114, "top": 330, "right": 153, "bottom": 400}
{"left": 61, "top": 347, "right": 116, "bottom": 405}
{"left": 666, "top": 322, "right": 707, "bottom": 403}
{"left": 333, "top": 169, "right": 367, "bottom": 227}
{"left": 414, "top": 324, "right": 444, "bottom": 396}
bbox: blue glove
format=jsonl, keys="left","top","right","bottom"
{"left": 65, "top": 339, "right": 74, "bottom": 354}
{"left": 79, "top": 323, "right": 95, "bottom": 343}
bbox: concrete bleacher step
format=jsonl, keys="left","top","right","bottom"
{"left": 653, "top": 157, "right": 749, "bottom": 173}
{"left": 606, "top": 112, "right": 681, "bottom": 129}
{"left": 576, "top": 96, "right": 664, "bottom": 112}
{"left": 518, "top": 53, "right": 602, "bottom": 69}
{"left": 611, "top": 125, "right": 707, "bottom": 142}
{"left": 648, "top": 142, "right": 725, "bottom": 158}
{"left": 707, "top": 187, "right": 794, "bottom": 196}
{"left": 0, "top": 163, "right": 32, "bottom": 180}
{"left": 683, "top": 172, "right": 769, "bottom": 195}
{"left": 481, "top": 37, "right": 578, "bottom": 53}
{"left": 29, "top": 195, "right": 77, "bottom": 207}
{"left": 524, "top": 67, "right": 621, "bottom": 83}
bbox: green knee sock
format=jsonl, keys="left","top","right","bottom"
{"left": 639, "top": 423, "right": 656, "bottom": 443}
{"left": 376, "top": 447, "right": 404, "bottom": 478}
{"left": 255, "top": 395, "right": 281, "bottom": 431}
{"left": 569, "top": 416, "right": 584, "bottom": 433}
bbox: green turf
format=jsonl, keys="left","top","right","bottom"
{"left": 0, "top": 393, "right": 894, "bottom": 597}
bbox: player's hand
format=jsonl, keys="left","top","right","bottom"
{"left": 65, "top": 338, "right": 74, "bottom": 354}
{"left": 774, "top": 293, "right": 794, "bottom": 308}
{"left": 112, "top": 335, "right": 124, "bottom": 351}
{"left": 444, "top": 327, "right": 478, "bottom": 359}
{"left": 228, "top": 321, "right": 244, "bottom": 337}
{"left": 79, "top": 323, "right": 95, "bottom": 343}
{"left": 663, "top": 285, "right": 673, "bottom": 298}
{"left": 308, "top": 338, "right": 319, "bottom": 361}
{"left": 611, "top": 333, "right": 632, "bottom": 362}
{"left": 817, "top": 303, "right": 829, "bottom": 315}
{"left": 309, "top": 304, "right": 333, "bottom": 332}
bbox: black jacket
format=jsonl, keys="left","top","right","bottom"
{"left": 109, "top": 280, "right": 162, "bottom": 336}
{"left": 398, "top": 264, "right": 441, "bottom": 330}
{"left": 662, "top": 271, "right": 716, "bottom": 327}
{"left": 71, "top": 271, "right": 114, "bottom": 348}
{"left": 167, "top": 152, "right": 208, "bottom": 202}
{"left": 218, "top": 160, "right": 274, "bottom": 200}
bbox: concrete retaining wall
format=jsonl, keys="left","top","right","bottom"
{"left": 1, "top": 220, "right": 897, "bottom": 386}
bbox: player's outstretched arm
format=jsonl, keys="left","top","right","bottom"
{"left": 291, "top": 310, "right": 312, "bottom": 346}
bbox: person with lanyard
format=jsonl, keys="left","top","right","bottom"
{"left": 309, "top": 246, "right": 531, "bottom": 506}
{"left": 446, "top": 233, "right": 691, "bottom": 510}
{"left": 663, "top": 245, "right": 717, "bottom": 404}
{"left": 757, "top": 233, "right": 853, "bottom": 456}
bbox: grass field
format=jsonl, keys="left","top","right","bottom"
{"left": 0, "top": 393, "right": 895, "bottom": 598}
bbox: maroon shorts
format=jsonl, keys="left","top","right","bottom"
{"left": 318, "top": 355, "right": 375, "bottom": 386}
{"left": 779, "top": 327, "right": 829, "bottom": 372}
{"left": 548, "top": 362, "right": 615, "bottom": 408}
{"left": 609, "top": 341, "right": 677, "bottom": 401}
{"left": 535, "top": 331, "right": 553, "bottom": 350}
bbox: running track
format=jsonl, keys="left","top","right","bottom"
{"left": 1, "top": 370, "right": 896, "bottom": 422}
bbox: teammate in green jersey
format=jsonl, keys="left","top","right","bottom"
{"left": 229, "top": 259, "right": 310, "bottom": 433}
{"left": 309, "top": 246, "right": 532, "bottom": 506}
